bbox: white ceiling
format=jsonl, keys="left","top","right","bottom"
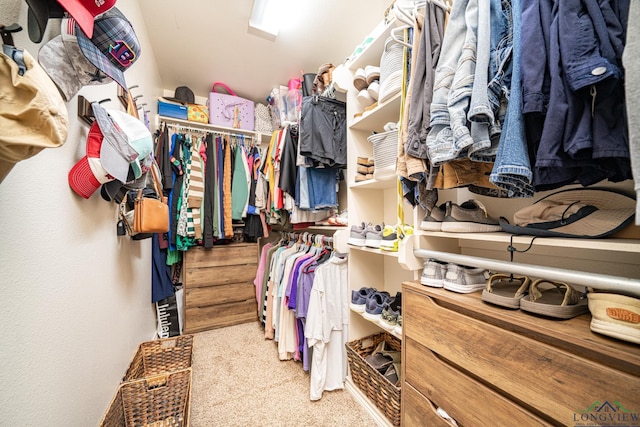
{"left": 138, "top": 0, "right": 392, "bottom": 104}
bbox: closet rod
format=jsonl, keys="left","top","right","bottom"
{"left": 160, "top": 117, "right": 257, "bottom": 139}
{"left": 413, "top": 248, "right": 640, "bottom": 297}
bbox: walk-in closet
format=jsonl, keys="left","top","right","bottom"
{"left": 1, "top": 0, "right": 639, "bottom": 426}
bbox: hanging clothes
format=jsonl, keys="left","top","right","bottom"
{"left": 305, "top": 252, "right": 349, "bottom": 401}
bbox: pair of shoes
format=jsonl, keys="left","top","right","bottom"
{"left": 353, "top": 66, "right": 380, "bottom": 90}
{"left": 364, "top": 340, "right": 401, "bottom": 382}
{"left": 380, "top": 224, "right": 414, "bottom": 252}
{"left": 327, "top": 209, "right": 348, "bottom": 226}
{"left": 379, "top": 292, "right": 402, "bottom": 332}
{"left": 482, "top": 274, "right": 589, "bottom": 319}
{"left": 420, "top": 199, "right": 501, "bottom": 233}
{"left": 350, "top": 286, "right": 376, "bottom": 312}
{"left": 364, "top": 291, "right": 391, "bottom": 321}
{"left": 355, "top": 157, "right": 375, "bottom": 182}
{"left": 420, "top": 259, "right": 489, "bottom": 293}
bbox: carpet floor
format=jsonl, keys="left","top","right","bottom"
{"left": 190, "top": 321, "right": 377, "bottom": 427}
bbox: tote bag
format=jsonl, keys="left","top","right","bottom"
{"left": 208, "top": 82, "right": 255, "bottom": 130}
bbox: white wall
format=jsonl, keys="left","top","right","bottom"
{"left": 0, "top": 0, "right": 163, "bottom": 424}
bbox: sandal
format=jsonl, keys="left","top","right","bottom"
{"left": 520, "top": 279, "right": 589, "bottom": 319}
{"left": 481, "top": 273, "right": 530, "bottom": 309}
{"left": 365, "top": 341, "right": 401, "bottom": 373}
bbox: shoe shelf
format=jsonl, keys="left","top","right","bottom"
{"left": 348, "top": 244, "right": 400, "bottom": 258}
{"left": 350, "top": 92, "right": 402, "bottom": 132}
{"left": 349, "top": 175, "right": 397, "bottom": 190}
{"left": 413, "top": 230, "right": 640, "bottom": 254}
{"left": 350, "top": 307, "right": 402, "bottom": 340}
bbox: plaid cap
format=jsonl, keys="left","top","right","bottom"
{"left": 39, "top": 18, "right": 112, "bottom": 102}
{"left": 75, "top": 7, "right": 140, "bottom": 90}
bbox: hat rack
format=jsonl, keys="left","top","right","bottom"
{"left": 77, "top": 96, "right": 112, "bottom": 126}
{"left": 0, "top": 23, "right": 21, "bottom": 47}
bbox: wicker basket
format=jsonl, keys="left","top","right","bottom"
{"left": 123, "top": 335, "right": 194, "bottom": 382}
{"left": 346, "top": 332, "right": 401, "bottom": 426}
{"left": 100, "top": 368, "right": 192, "bottom": 427}
{"left": 368, "top": 130, "right": 398, "bottom": 180}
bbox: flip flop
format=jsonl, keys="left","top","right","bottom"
{"left": 520, "top": 279, "right": 589, "bottom": 319}
{"left": 481, "top": 273, "right": 530, "bottom": 309}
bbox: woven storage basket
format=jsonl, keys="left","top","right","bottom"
{"left": 346, "top": 332, "right": 401, "bottom": 426}
{"left": 378, "top": 36, "right": 404, "bottom": 104}
{"left": 100, "top": 368, "right": 192, "bottom": 427}
{"left": 368, "top": 130, "right": 398, "bottom": 180}
{"left": 123, "top": 335, "right": 194, "bottom": 382}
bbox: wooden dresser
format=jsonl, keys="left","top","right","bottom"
{"left": 182, "top": 243, "right": 258, "bottom": 333}
{"left": 401, "top": 281, "right": 640, "bottom": 426}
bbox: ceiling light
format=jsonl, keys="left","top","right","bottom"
{"left": 249, "top": 0, "right": 285, "bottom": 38}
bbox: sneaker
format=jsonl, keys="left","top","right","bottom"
{"left": 393, "top": 311, "right": 402, "bottom": 336}
{"left": 348, "top": 222, "right": 368, "bottom": 246}
{"left": 379, "top": 292, "right": 402, "bottom": 331}
{"left": 380, "top": 225, "right": 413, "bottom": 252}
{"left": 350, "top": 287, "right": 376, "bottom": 312}
{"left": 379, "top": 225, "right": 398, "bottom": 252}
{"left": 440, "top": 200, "right": 502, "bottom": 233}
{"left": 365, "top": 223, "right": 384, "bottom": 248}
{"left": 363, "top": 291, "right": 391, "bottom": 321}
{"left": 588, "top": 292, "right": 640, "bottom": 344}
{"left": 421, "top": 259, "right": 448, "bottom": 287}
{"left": 420, "top": 203, "right": 446, "bottom": 231}
{"left": 443, "top": 264, "right": 490, "bottom": 293}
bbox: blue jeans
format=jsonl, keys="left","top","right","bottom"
{"left": 490, "top": 0, "right": 534, "bottom": 197}
{"left": 307, "top": 167, "right": 338, "bottom": 210}
{"left": 427, "top": 0, "right": 469, "bottom": 165}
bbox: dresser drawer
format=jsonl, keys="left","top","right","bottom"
{"left": 402, "top": 383, "right": 459, "bottom": 427}
{"left": 405, "top": 337, "right": 548, "bottom": 426}
{"left": 184, "top": 299, "right": 257, "bottom": 333}
{"left": 184, "top": 281, "right": 255, "bottom": 308}
{"left": 404, "top": 290, "right": 640, "bottom": 425}
{"left": 185, "top": 264, "right": 257, "bottom": 287}
{"left": 184, "top": 243, "right": 258, "bottom": 267}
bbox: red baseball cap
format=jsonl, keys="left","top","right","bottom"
{"left": 68, "top": 120, "right": 114, "bottom": 198}
{"left": 56, "top": 0, "right": 117, "bottom": 39}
